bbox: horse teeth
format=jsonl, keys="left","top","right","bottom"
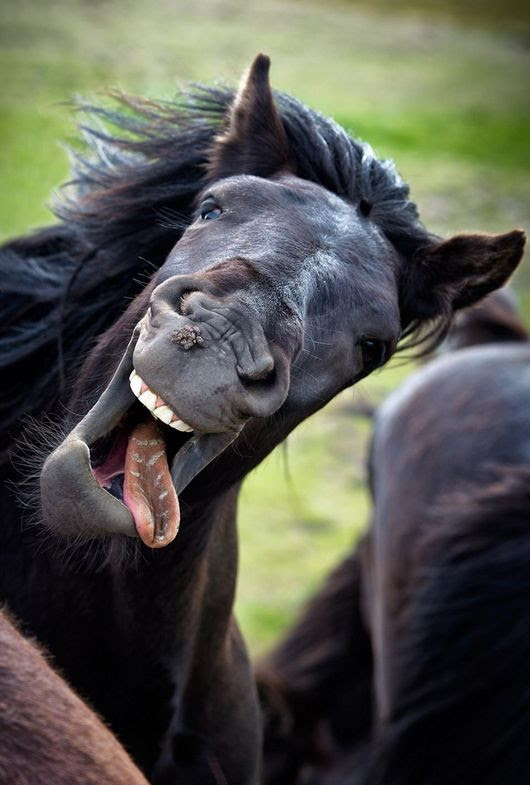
{"left": 169, "top": 419, "right": 194, "bottom": 433}
{"left": 138, "top": 390, "right": 157, "bottom": 411}
{"left": 129, "top": 372, "right": 143, "bottom": 398}
{"left": 130, "top": 372, "right": 188, "bottom": 429}
{"left": 153, "top": 405, "right": 174, "bottom": 425}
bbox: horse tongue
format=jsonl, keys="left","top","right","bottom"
{"left": 123, "top": 420, "right": 180, "bottom": 548}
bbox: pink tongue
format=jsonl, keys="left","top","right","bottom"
{"left": 123, "top": 420, "right": 180, "bottom": 548}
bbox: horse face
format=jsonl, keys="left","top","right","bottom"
{"left": 39, "top": 55, "right": 524, "bottom": 548}
{"left": 138, "top": 172, "right": 401, "bottom": 433}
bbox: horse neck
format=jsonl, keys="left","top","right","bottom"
{"left": 112, "top": 413, "right": 294, "bottom": 640}
{"left": 101, "top": 483, "right": 241, "bottom": 675}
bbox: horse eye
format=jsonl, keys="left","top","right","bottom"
{"left": 200, "top": 204, "right": 222, "bottom": 221}
{"left": 359, "top": 339, "right": 387, "bottom": 371}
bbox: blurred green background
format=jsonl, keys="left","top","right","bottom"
{"left": 1, "top": 0, "right": 529, "bottom": 653}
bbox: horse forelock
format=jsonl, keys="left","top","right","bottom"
{"left": 58, "top": 87, "right": 427, "bottom": 260}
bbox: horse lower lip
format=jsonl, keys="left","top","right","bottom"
{"left": 40, "top": 438, "right": 137, "bottom": 539}
{"left": 170, "top": 429, "right": 241, "bottom": 495}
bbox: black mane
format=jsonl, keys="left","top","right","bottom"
{"left": 0, "top": 86, "right": 430, "bottom": 448}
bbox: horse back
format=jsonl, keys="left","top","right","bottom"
{"left": 366, "top": 344, "right": 530, "bottom": 784}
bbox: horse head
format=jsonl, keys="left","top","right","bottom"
{"left": 40, "top": 54, "right": 525, "bottom": 547}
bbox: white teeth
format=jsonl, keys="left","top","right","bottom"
{"left": 169, "top": 419, "right": 194, "bottom": 433}
{"left": 129, "top": 369, "right": 194, "bottom": 432}
{"left": 138, "top": 390, "right": 157, "bottom": 411}
{"left": 153, "top": 405, "right": 174, "bottom": 425}
{"left": 129, "top": 371, "right": 143, "bottom": 398}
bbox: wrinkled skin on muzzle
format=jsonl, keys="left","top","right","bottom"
{"left": 135, "top": 266, "right": 292, "bottom": 431}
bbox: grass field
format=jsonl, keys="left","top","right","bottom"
{"left": 1, "top": 0, "right": 529, "bottom": 653}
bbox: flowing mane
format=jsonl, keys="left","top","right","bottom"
{"left": 0, "top": 86, "right": 430, "bottom": 446}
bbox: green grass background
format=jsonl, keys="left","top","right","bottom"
{"left": 1, "top": 0, "right": 528, "bottom": 653}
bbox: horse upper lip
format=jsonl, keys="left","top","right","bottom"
{"left": 129, "top": 369, "right": 194, "bottom": 432}
{"left": 127, "top": 365, "right": 244, "bottom": 496}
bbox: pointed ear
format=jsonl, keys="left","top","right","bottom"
{"left": 401, "top": 230, "right": 526, "bottom": 325}
{"left": 207, "top": 53, "right": 294, "bottom": 180}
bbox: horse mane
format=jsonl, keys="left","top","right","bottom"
{"left": 361, "top": 465, "right": 530, "bottom": 785}
{"left": 0, "top": 85, "right": 432, "bottom": 450}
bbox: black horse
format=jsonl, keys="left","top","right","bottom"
{"left": 258, "top": 306, "right": 530, "bottom": 784}
{"left": 0, "top": 54, "right": 524, "bottom": 783}
{"left": 367, "top": 344, "right": 530, "bottom": 785}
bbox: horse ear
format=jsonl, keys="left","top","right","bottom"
{"left": 207, "top": 53, "right": 294, "bottom": 180}
{"left": 402, "top": 230, "right": 525, "bottom": 324}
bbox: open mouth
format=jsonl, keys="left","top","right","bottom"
{"left": 40, "top": 331, "right": 241, "bottom": 549}
{"left": 90, "top": 371, "right": 197, "bottom": 547}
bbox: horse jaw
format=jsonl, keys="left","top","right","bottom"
{"left": 39, "top": 330, "right": 241, "bottom": 548}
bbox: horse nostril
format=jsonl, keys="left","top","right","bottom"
{"left": 237, "top": 355, "right": 275, "bottom": 385}
{"left": 178, "top": 289, "right": 199, "bottom": 315}
{"left": 239, "top": 368, "right": 277, "bottom": 397}
{"left": 241, "top": 367, "right": 275, "bottom": 383}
